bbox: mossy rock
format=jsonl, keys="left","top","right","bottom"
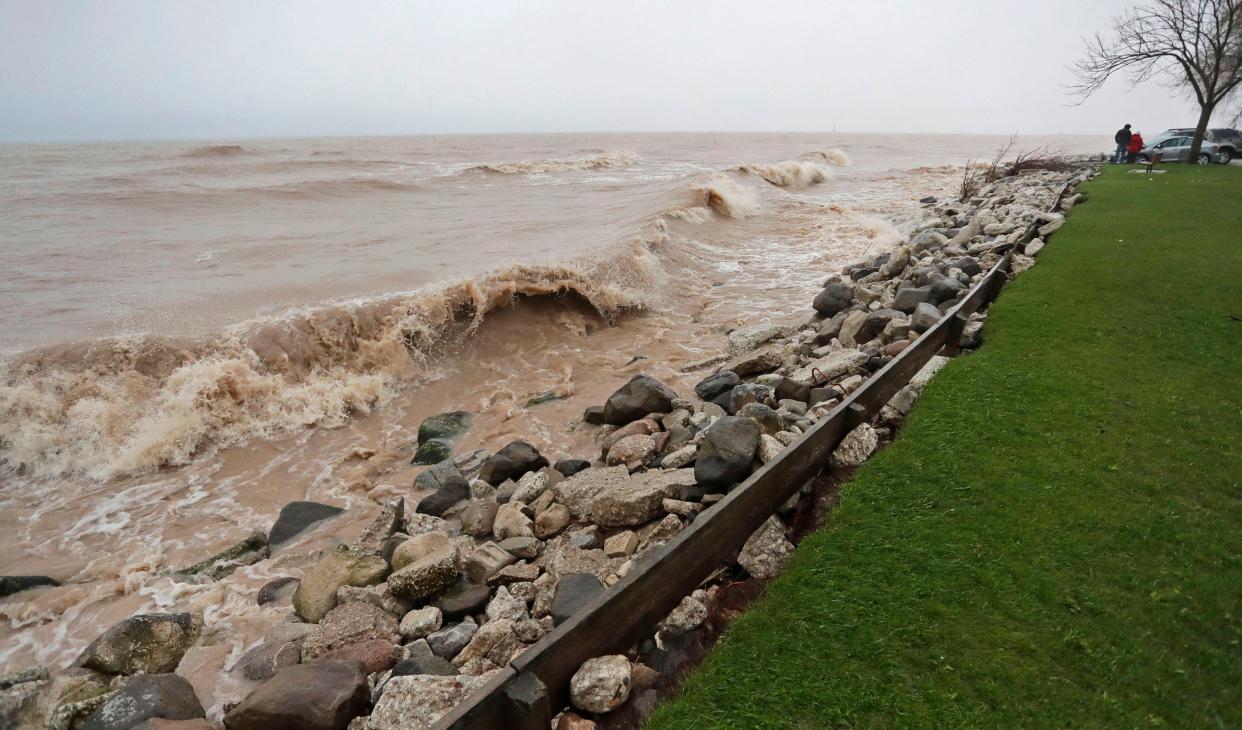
{"left": 174, "top": 531, "right": 268, "bottom": 581}
{"left": 417, "top": 411, "right": 472, "bottom": 443}
{"left": 412, "top": 438, "right": 454, "bottom": 466}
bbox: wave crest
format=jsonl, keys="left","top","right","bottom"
{"left": 467, "top": 150, "right": 639, "bottom": 175}
{"left": 183, "top": 145, "right": 248, "bottom": 158}
{"left": 803, "top": 148, "right": 852, "bottom": 166}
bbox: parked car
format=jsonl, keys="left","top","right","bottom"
{"left": 1140, "top": 128, "right": 1238, "bottom": 164}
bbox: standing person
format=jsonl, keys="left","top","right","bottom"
{"left": 1113, "top": 123, "right": 1132, "bottom": 163}
{"left": 1126, "top": 130, "right": 1145, "bottom": 163}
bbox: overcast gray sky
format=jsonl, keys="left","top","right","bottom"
{"left": 0, "top": 0, "right": 1203, "bottom": 143}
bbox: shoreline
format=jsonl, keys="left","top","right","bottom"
{"left": 0, "top": 158, "right": 1099, "bottom": 729}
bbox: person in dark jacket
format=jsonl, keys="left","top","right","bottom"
{"left": 1126, "top": 131, "right": 1145, "bottom": 163}
{"left": 1113, "top": 124, "right": 1132, "bottom": 163}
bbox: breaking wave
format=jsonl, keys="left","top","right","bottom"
{"left": 743, "top": 160, "right": 832, "bottom": 189}
{"left": 803, "top": 148, "right": 852, "bottom": 166}
{"left": 691, "top": 175, "right": 758, "bottom": 219}
{"left": 466, "top": 150, "right": 639, "bottom": 175}
{"left": 0, "top": 225, "right": 669, "bottom": 481}
{"left": 0, "top": 148, "right": 839, "bottom": 481}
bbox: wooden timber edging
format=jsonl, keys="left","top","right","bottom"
{"left": 431, "top": 178, "right": 1076, "bottom": 729}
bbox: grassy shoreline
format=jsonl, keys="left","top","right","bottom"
{"left": 647, "top": 165, "right": 1242, "bottom": 728}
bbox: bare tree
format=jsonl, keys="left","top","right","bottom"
{"left": 1071, "top": 0, "right": 1242, "bottom": 163}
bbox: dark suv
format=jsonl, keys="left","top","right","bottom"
{"left": 1140, "top": 128, "right": 1239, "bottom": 164}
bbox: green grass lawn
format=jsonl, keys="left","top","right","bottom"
{"left": 648, "top": 165, "right": 1242, "bottom": 729}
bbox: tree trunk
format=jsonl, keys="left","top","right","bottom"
{"left": 1188, "top": 103, "right": 1216, "bottom": 163}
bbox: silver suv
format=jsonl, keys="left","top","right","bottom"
{"left": 1138, "top": 128, "right": 1238, "bottom": 164}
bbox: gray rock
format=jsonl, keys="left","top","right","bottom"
{"left": 479, "top": 441, "right": 549, "bottom": 486}
{"left": 812, "top": 281, "right": 853, "bottom": 316}
{"left": 911, "top": 302, "right": 941, "bottom": 333}
{"left": 268, "top": 501, "right": 344, "bottom": 548}
{"left": 79, "top": 674, "right": 203, "bottom": 730}
{"left": 435, "top": 580, "right": 491, "bottom": 620}
{"left": 892, "top": 286, "right": 934, "bottom": 314}
{"left": 426, "top": 618, "right": 478, "bottom": 659}
{"left": 75, "top": 613, "right": 203, "bottom": 676}
{"left": 413, "top": 460, "right": 470, "bottom": 517}
{"left": 736, "top": 402, "right": 783, "bottom": 435}
{"left": 496, "top": 536, "right": 541, "bottom": 560}
{"left": 222, "top": 661, "right": 369, "bottom": 730}
{"left": 929, "top": 277, "right": 966, "bottom": 303}
{"left": 814, "top": 310, "right": 851, "bottom": 344}
{"left": 554, "top": 459, "right": 591, "bottom": 477}
{"left": 173, "top": 531, "right": 269, "bottom": 582}
{"left": 694, "top": 416, "right": 760, "bottom": 490}
{"left": 389, "top": 653, "right": 457, "bottom": 678}
{"left": 774, "top": 377, "right": 811, "bottom": 403}
{"left": 603, "top": 375, "right": 678, "bottom": 425}
{"left": 723, "top": 383, "right": 775, "bottom": 414}
{"left": 551, "top": 573, "right": 605, "bottom": 625}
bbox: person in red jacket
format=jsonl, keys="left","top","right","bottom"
{"left": 1126, "top": 131, "right": 1145, "bottom": 163}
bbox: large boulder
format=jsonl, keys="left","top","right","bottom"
{"left": 75, "top": 613, "right": 203, "bottom": 676}
{"left": 694, "top": 417, "right": 760, "bottom": 490}
{"left": 79, "top": 674, "right": 204, "bottom": 730}
{"left": 222, "top": 661, "right": 369, "bottom": 730}
{"left": 414, "top": 460, "right": 470, "bottom": 516}
{"left": 812, "top": 281, "right": 853, "bottom": 316}
{"left": 387, "top": 533, "right": 459, "bottom": 601}
{"left": 569, "top": 655, "right": 632, "bottom": 714}
{"left": 602, "top": 375, "right": 678, "bottom": 425}
{"left": 367, "top": 674, "right": 492, "bottom": 730}
{"left": 479, "top": 441, "right": 549, "bottom": 485}
{"left": 590, "top": 468, "right": 698, "bottom": 527}
{"left": 292, "top": 547, "right": 389, "bottom": 623}
{"left": 892, "top": 286, "right": 934, "bottom": 314}
{"left": 268, "top": 501, "right": 344, "bottom": 548}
